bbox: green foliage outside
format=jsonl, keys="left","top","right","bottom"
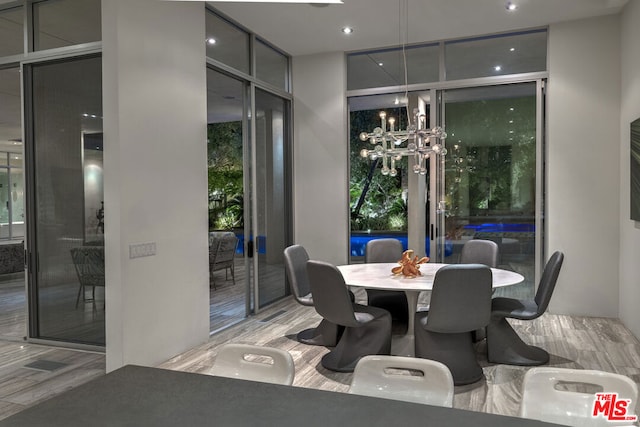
{"left": 208, "top": 122, "right": 244, "bottom": 230}
{"left": 350, "top": 108, "right": 409, "bottom": 232}
{"left": 349, "top": 95, "right": 536, "bottom": 235}
{"left": 444, "top": 95, "right": 536, "bottom": 226}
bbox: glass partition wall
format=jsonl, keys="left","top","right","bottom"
{"left": 26, "top": 55, "right": 104, "bottom": 345}
{"left": 1, "top": 2, "right": 291, "bottom": 344}
{"left": 0, "top": 65, "right": 25, "bottom": 341}
{"left": 1, "top": 0, "right": 103, "bottom": 346}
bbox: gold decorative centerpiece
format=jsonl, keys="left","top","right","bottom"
{"left": 391, "top": 250, "right": 429, "bottom": 278}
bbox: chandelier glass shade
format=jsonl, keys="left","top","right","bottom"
{"left": 359, "top": 108, "right": 447, "bottom": 176}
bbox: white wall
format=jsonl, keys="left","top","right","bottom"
{"left": 547, "top": 15, "right": 621, "bottom": 317}
{"left": 102, "top": 0, "right": 210, "bottom": 372}
{"left": 619, "top": 0, "right": 640, "bottom": 338}
{"left": 292, "top": 52, "right": 349, "bottom": 265}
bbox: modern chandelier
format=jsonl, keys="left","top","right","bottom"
{"left": 358, "top": 0, "right": 447, "bottom": 177}
{"left": 358, "top": 109, "right": 447, "bottom": 177}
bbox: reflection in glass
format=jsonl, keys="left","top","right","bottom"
{"left": 443, "top": 83, "right": 537, "bottom": 299}
{"left": 0, "top": 153, "right": 24, "bottom": 240}
{"left": 9, "top": 160, "right": 23, "bottom": 239}
{"left": 445, "top": 30, "right": 547, "bottom": 81}
{"left": 348, "top": 43, "right": 439, "bottom": 90}
{"left": 31, "top": 55, "right": 104, "bottom": 345}
{"left": 255, "top": 88, "right": 288, "bottom": 307}
{"left": 255, "top": 39, "right": 288, "bottom": 91}
{"left": 206, "top": 10, "right": 250, "bottom": 75}
{"left": 0, "top": 67, "right": 23, "bottom": 240}
{"left": 33, "top": 0, "right": 101, "bottom": 51}
{"left": 0, "top": 6, "right": 23, "bottom": 56}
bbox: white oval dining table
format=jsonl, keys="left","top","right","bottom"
{"left": 337, "top": 262, "right": 524, "bottom": 356}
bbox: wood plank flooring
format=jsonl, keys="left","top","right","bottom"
{"left": 0, "top": 264, "right": 639, "bottom": 422}
{"left": 0, "top": 341, "right": 105, "bottom": 420}
{"left": 160, "top": 295, "right": 640, "bottom": 420}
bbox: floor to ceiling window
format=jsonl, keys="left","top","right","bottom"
{"left": 347, "top": 29, "right": 547, "bottom": 294}
{"left": 441, "top": 83, "right": 538, "bottom": 298}
{"left": 254, "top": 88, "right": 289, "bottom": 307}
{"left": 206, "top": 8, "right": 292, "bottom": 332}
{"left": 0, "top": 0, "right": 102, "bottom": 346}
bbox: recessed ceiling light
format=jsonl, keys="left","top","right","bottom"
{"left": 509, "top": 47, "right": 515, "bottom": 52}
{"left": 378, "top": 62, "right": 383, "bottom": 66}
{"left": 509, "top": 107, "right": 514, "bottom": 111}
{"left": 506, "top": 2, "right": 517, "bottom": 11}
{"left": 207, "top": 38, "right": 216, "bottom": 45}
{"left": 494, "top": 65, "right": 502, "bottom": 71}
{"left": 342, "top": 26, "right": 353, "bottom": 35}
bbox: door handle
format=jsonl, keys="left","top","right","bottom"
{"left": 247, "top": 240, "right": 254, "bottom": 258}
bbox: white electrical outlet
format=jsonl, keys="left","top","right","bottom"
{"left": 129, "top": 242, "right": 156, "bottom": 259}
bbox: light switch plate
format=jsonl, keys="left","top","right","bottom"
{"left": 129, "top": 242, "right": 156, "bottom": 259}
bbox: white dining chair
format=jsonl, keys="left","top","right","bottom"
{"left": 520, "top": 367, "right": 639, "bottom": 427}
{"left": 210, "top": 343, "right": 295, "bottom": 386}
{"left": 348, "top": 355, "right": 454, "bottom": 407}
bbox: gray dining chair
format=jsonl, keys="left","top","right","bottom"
{"left": 460, "top": 239, "right": 499, "bottom": 342}
{"left": 414, "top": 264, "right": 493, "bottom": 385}
{"left": 364, "top": 238, "right": 408, "bottom": 331}
{"left": 306, "top": 260, "right": 392, "bottom": 372}
{"left": 487, "top": 251, "right": 564, "bottom": 366}
{"left": 460, "top": 239, "right": 499, "bottom": 267}
{"left": 283, "top": 245, "right": 343, "bottom": 346}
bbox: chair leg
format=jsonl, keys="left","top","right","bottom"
{"left": 472, "top": 327, "right": 486, "bottom": 342}
{"left": 209, "top": 270, "right": 217, "bottom": 290}
{"left": 75, "top": 284, "right": 83, "bottom": 308}
{"left": 486, "top": 317, "right": 549, "bottom": 366}
{"left": 296, "top": 318, "right": 343, "bottom": 347}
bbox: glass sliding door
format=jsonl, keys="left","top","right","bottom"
{"left": 253, "top": 88, "right": 289, "bottom": 309}
{"left": 26, "top": 55, "right": 104, "bottom": 346}
{"left": 207, "top": 68, "right": 249, "bottom": 333}
{"left": 206, "top": 70, "right": 291, "bottom": 325}
{"left": 348, "top": 92, "right": 433, "bottom": 263}
{"left": 0, "top": 66, "right": 25, "bottom": 340}
{"left": 440, "top": 83, "right": 540, "bottom": 299}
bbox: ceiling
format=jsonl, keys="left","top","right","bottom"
{"left": 210, "top": 0, "right": 628, "bottom": 56}
{"left": 1, "top": 0, "right": 630, "bottom": 146}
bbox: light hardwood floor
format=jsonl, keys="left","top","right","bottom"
{"left": 1, "top": 285, "right": 639, "bottom": 421}
{"left": 160, "top": 294, "right": 640, "bottom": 419}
